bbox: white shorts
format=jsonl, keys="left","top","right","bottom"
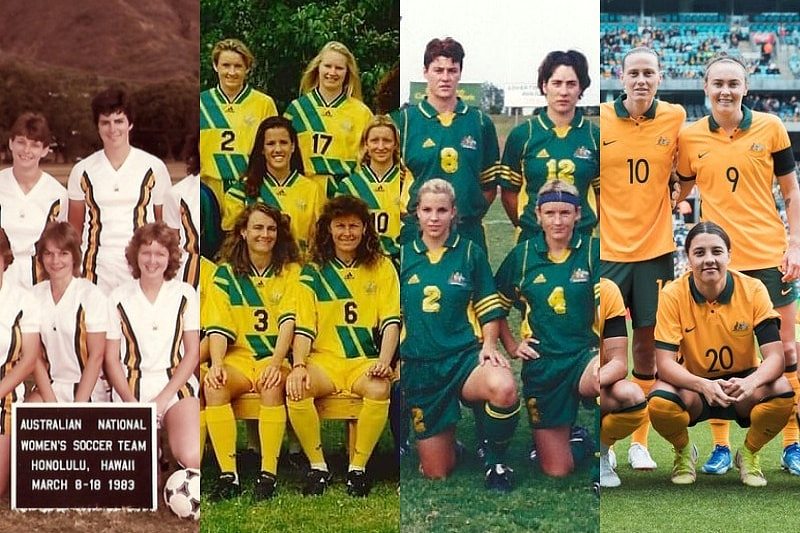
{"left": 51, "top": 377, "right": 111, "bottom": 403}
{"left": 91, "top": 253, "right": 134, "bottom": 296}
{"left": 112, "top": 372, "right": 199, "bottom": 427}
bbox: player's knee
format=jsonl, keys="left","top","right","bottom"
{"left": 486, "top": 370, "right": 517, "bottom": 407}
{"left": 647, "top": 393, "right": 685, "bottom": 424}
{"left": 361, "top": 378, "right": 391, "bottom": 400}
{"left": 203, "top": 385, "right": 231, "bottom": 406}
{"left": 419, "top": 458, "right": 453, "bottom": 480}
{"left": 612, "top": 380, "right": 646, "bottom": 408}
{"left": 539, "top": 456, "right": 573, "bottom": 478}
{"left": 260, "top": 382, "right": 286, "bottom": 405}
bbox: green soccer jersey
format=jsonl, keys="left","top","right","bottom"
{"left": 392, "top": 98, "right": 500, "bottom": 229}
{"left": 500, "top": 110, "right": 599, "bottom": 237}
{"left": 400, "top": 232, "right": 504, "bottom": 361}
{"left": 337, "top": 164, "right": 402, "bottom": 258}
{"left": 495, "top": 232, "right": 599, "bottom": 358}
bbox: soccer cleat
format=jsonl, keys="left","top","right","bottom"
{"left": 700, "top": 444, "right": 732, "bottom": 475}
{"left": 484, "top": 463, "right": 514, "bottom": 492}
{"left": 735, "top": 448, "right": 767, "bottom": 487}
{"left": 780, "top": 442, "right": 800, "bottom": 476}
{"left": 302, "top": 468, "right": 332, "bottom": 496}
{"left": 346, "top": 469, "right": 371, "bottom": 497}
{"left": 599, "top": 451, "right": 621, "bottom": 488}
{"left": 670, "top": 443, "right": 698, "bottom": 485}
{"left": 253, "top": 471, "right": 277, "bottom": 500}
{"left": 214, "top": 472, "right": 241, "bottom": 499}
{"left": 628, "top": 442, "right": 658, "bottom": 470}
{"left": 569, "top": 426, "right": 591, "bottom": 464}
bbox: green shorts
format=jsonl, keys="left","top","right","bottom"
{"left": 741, "top": 267, "right": 796, "bottom": 308}
{"left": 600, "top": 252, "right": 674, "bottom": 329}
{"left": 403, "top": 347, "right": 479, "bottom": 439}
{"left": 522, "top": 350, "right": 594, "bottom": 429}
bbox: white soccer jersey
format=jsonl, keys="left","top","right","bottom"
{"left": 106, "top": 279, "right": 199, "bottom": 378}
{"left": 32, "top": 277, "right": 107, "bottom": 385}
{"left": 67, "top": 147, "right": 170, "bottom": 284}
{"left": 163, "top": 174, "right": 200, "bottom": 288}
{"left": 0, "top": 282, "right": 40, "bottom": 429}
{"left": 0, "top": 167, "right": 68, "bottom": 288}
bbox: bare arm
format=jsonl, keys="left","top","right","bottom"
{"left": 778, "top": 171, "right": 800, "bottom": 281}
{"left": 73, "top": 331, "right": 105, "bottom": 402}
{"left": 32, "top": 355, "right": 57, "bottom": 403}
{"left": 500, "top": 189, "right": 519, "bottom": 227}
{"left": 104, "top": 338, "right": 136, "bottom": 402}
{"left": 68, "top": 199, "right": 85, "bottom": 237}
{"left": 0, "top": 333, "right": 41, "bottom": 398}
{"left": 655, "top": 347, "right": 735, "bottom": 407}
{"left": 153, "top": 329, "right": 200, "bottom": 414}
{"left": 599, "top": 337, "right": 628, "bottom": 388}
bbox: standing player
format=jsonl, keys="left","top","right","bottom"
{"left": 67, "top": 88, "right": 172, "bottom": 295}
{"left": 496, "top": 180, "right": 598, "bottom": 479}
{"left": 0, "top": 112, "right": 68, "bottom": 289}
{"left": 392, "top": 37, "right": 500, "bottom": 250}
{"left": 104, "top": 223, "right": 200, "bottom": 471}
{"left": 501, "top": 50, "right": 599, "bottom": 241}
{"left": 401, "top": 179, "right": 519, "bottom": 491}
{"left": 164, "top": 133, "right": 200, "bottom": 288}
{"left": 223, "top": 116, "right": 322, "bottom": 255}
{"left": 337, "top": 115, "right": 404, "bottom": 261}
{"left": 676, "top": 53, "right": 800, "bottom": 475}
{"left": 600, "top": 47, "right": 686, "bottom": 470}
{"left": 200, "top": 38, "right": 278, "bottom": 206}
{"left": 0, "top": 229, "right": 44, "bottom": 496}
{"left": 204, "top": 204, "right": 301, "bottom": 499}
{"left": 28, "top": 223, "right": 108, "bottom": 403}
{"left": 648, "top": 222, "right": 793, "bottom": 487}
{"left": 286, "top": 196, "right": 400, "bottom": 497}
{"left": 598, "top": 277, "right": 647, "bottom": 488}
{"left": 284, "top": 41, "right": 373, "bottom": 198}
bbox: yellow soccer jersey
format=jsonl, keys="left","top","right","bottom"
{"left": 676, "top": 108, "right": 794, "bottom": 270}
{"left": 600, "top": 97, "right": 685, "bottom": 262}
{"left": 221, "top": 170, "right": 322, "bottom": 254}
{"left": 337, "top": 165, "right": 402, "bottom": 257}
{"left": 284, "top": 89, "right": 373, "bottom": 195}
{"left": 654, "top": 270, "right": 779, "bottom": 378}
{"left": 199, "top": 256, "right": 216, "bottom": 331}
{"left": 199, "top": 85, "right": 277, "bottom": 192}
{"left": 597, "top": 277, "right": 627, "bottom": 367}
{"left": 295, "top": 256, "right": 400, "bottom": 359}
{"left": 205, "top": 262, "right": 300, "bottom": 361}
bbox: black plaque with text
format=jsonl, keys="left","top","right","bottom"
{"left": 11, "top": 403, "right": 157, "bottom": 511}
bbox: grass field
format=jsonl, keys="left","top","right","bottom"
{"left": 399, "top": 199, "right": 600, "bottom": 533}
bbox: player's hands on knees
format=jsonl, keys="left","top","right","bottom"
{"left": 699, "top": 378, "right": 736, "bottom": 407}
{"left": 366, "top": 361, "right": 392, "bottom": 379}
{"left": 205, "top": 364, "right": 227, "bottom": 389}
{"left": 513, "top": 337, "right": 540, "bottom": 360}
{"left": 286, "top": 366, "right": 311, "bottom": 401}
{"left": 479, "top": 345, "right": 510, "bottom": 368}
{"left": 258, "top": 364, "right": 283, "bottom": 391}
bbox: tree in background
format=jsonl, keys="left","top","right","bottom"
{"left": 200, "top": 0, "right": 400, "bottom": 112}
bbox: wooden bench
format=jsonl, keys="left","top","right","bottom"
{"left": 232, "top": 392, "right": 363, "bottom": 460}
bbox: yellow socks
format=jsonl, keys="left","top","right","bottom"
{"left": 259, "top": 404, "right": 287, "bottom": 475}
{"left": 206, "top": 404, "right": 237, "bottom": 473}
{"left": 709, "top": 419, "right": 731, "bottom": 447}
{"left": 287, "top": 397, "right": 325, "bottom": 466}
{"left": 782, "top": 370, "right": 800, "bottom": 447}
{"left": 199, "top": 408, "right": 207, "bottom": 459}
{"left": 601, "top": 402, "right": 647, "bottom": 448}
{"left": 648, "top": 392, "right": 690, "bottom": 451}
{"left": 746, "top": 393, "right": 795, "bottom": 453}
{"left": 351, "top": 398, "right": 390, "bottom": 470}
{"left": 630, "top": 373, "right": 655, "bottom": 446}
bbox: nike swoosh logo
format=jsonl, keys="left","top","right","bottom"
{"left": 781, "top": 288, "right": 793, "bottom": 296}
{"left": 698, "top": 152, "right": 710, "bottom": 158}
{"left": 684, "top": 326, "right": 696, "bottom": 333}
{"left": 602, "top": 140, "right": 617, "bottom": 146}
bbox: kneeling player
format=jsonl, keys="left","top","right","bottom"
{"left": 598, "top": 277, "right": 647, "bottom": 488}
{"left": 496, "top": 180, "right": 598, "bottom": 478}
{"left": 649, "top": 222, "right": 794, "bottom": 486}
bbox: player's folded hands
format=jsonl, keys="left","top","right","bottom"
{"left": 366, "top": 361, "right": 391, "bottom": 378}
{"left": 721, "top": 377, "right": 755, "bottom": 402}
{"left": 700, "top": 379, "right": 736, "bottom": 407}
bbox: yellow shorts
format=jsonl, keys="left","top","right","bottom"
{"left": 308, "top": 353, "right": 374, "bottom": 393}
{"left": 224, "top": 354, "right": 289, "bottom": 391}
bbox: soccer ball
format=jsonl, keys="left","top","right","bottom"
{"left": 163, "top": 468, "right": 200, "bottom": 520}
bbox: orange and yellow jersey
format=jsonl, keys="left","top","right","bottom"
{"left": 654, "top": 270, "right": 779, "bottom": 378}
{"left": 597, "top": 277, "right": 627, "bottom": 367}
{"left": 199, "top": 84, "right": 277, "bottom": 192}
{"left": 199, "top": 255, "right": 217, "bottom": 333}
{"left": 205, "top": 262, "right": 300, "bottom": 361}
{"left": 222, "top": 170, "right": 322, "bottom": 254}
{"left": 599, "top": 96, "right": 685, "bottom": 261}
{"left": 295, "top": 255, "right": 400, "bottom": 360}
{"left": 676, "top": 107, "right": 795, "bottom": 270}
{"left": 284, "top": 89, "right": 373, "bottom": 196}
{"left": 337, "top": 164, "right": 403, "bottom": 258}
